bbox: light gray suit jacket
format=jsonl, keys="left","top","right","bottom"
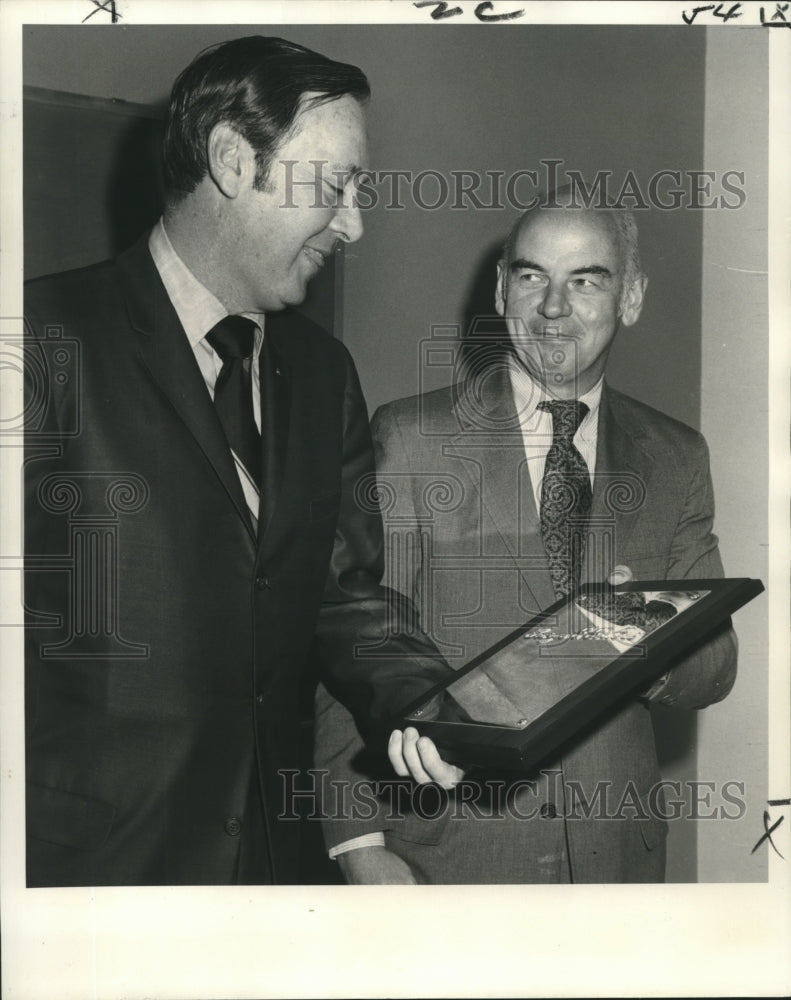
{"left": 315, "top": 370, "right": 737, "bottom": 883}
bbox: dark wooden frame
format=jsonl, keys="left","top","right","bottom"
{"left": 392, "top": 577, "right": 764, "bottom": 772}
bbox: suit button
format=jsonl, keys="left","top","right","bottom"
{"left": 540, "top": 803, "right": 558, "bottom": 819}
{"left": 255, "top": 694, "right": 264, "bottom": 705}
{"left": 224, "top": 817, "right": 242, "bottom": 836}
{"left": 255, "top": 574, "right": 271, "bottom": 591}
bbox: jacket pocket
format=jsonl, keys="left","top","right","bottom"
{"left": 385, "top": 787, "right": 452, "bottom": 846}
{"left": 638, "top": 790, "right": 669, "bottom": 851}
{"left": 27, "top": 781, "right": 116, "bottom": 851}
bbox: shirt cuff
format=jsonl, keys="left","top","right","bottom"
{"left": 642, "top": 671, "right": 672, "bottom": 701}
{"left": 328, "top": 832, "right": 386, "bottom": 859}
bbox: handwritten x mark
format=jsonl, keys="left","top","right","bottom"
{"left": 751, "top": 799, "right": 790, "bottom": 858}
{"left": 82, "top": 1, "right": 121, "bottom": 24}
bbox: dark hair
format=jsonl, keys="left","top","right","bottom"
{"left": 162, "top": 35, "right": 370, "bottom": 203}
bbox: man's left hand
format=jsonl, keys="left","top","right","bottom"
{"left": 388, "top": 727, "right": 465, "bottom": 788}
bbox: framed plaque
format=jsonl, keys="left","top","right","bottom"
{"left": 392, "top": 578, "right": 764, "bottom": 772}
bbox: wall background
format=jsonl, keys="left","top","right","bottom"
{"left": 22, "top": 23, "right": 769, "bottom": 882}
{"left": 699, "top": 28, "right": 769, "bottom": 882}
{"left": 25, "top": 23, "right": 708, "bottom": 425}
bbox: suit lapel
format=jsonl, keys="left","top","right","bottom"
{"left": 118, "top": 237, "right": 256, "bottom": 541}
{"left": 449, "top": 369, "right": 555, "bottom": 613}
{"left": 447, "top": 374, "right": 656, "bottom": 605}
{"left": 586, "top": 382, "right": 655, "bottom": 578}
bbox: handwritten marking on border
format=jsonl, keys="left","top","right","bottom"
{"left": 751, "top": 798, "right": 790, "bottom": 858}
{"left": 82, "top": 1, "right": 121, "bottom": 24}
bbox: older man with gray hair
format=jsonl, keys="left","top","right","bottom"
{"left": 315, "top": 189, "right": 738, "bottom": 884}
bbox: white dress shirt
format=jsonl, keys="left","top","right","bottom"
{"left": 148, "top": 219, "right": 265, "bottom": 524}
{"left": 507, "top": 360, "right": 602, "bottom": 504}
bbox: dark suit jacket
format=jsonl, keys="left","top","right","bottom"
{"left": 315, "top": 369, "right": 737, "bottom": 883}
{"left": 23, "top": 234, "right": 446, "bottom": 887}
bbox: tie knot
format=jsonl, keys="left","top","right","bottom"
{"left": 538, "top": 399, "right": 589, "bottom": 440}
{"left": 206, "top": 316, "right": 256, "bottom": 361}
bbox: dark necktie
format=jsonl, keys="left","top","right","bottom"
{"left": 206, "top": 316, "right": 261, "bottom": 487}
{"left": 538, "top": 399, "right": 593, "bottom": 599}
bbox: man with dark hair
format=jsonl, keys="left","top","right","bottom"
{"left": 24, "top": 35, "right": 445, "bottom": 887}
{"left": 162, "top": 36, "right": 371, "bottom": 202}
{"left": 316, "top": 193, "right": 737, "bottom": 884}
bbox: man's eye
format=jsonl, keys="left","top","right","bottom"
{"left": 518, "top": 272, "right": 544, "bottom": 283}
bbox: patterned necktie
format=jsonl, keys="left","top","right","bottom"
{"left": 206, "top": 316, "right": 261, "bottom": 487}
{"left": 537, "top": 399, "right": 593, "bottom": 599}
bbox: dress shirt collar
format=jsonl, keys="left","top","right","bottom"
{"left": 508, "top": 357, "right": 603, "bottom": 440}
{"left": 148, "top": 218, "right": 264, "bottom": 354}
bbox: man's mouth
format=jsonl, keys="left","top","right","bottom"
{"left": 302, "top": 245, "right": 329, "bottom": 269}
{"left": 529, "top": 326, "right": 574, "bottom": 339}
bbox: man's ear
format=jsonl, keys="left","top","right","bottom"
{"left": 620, "top": 274, "right": 648, "bottom": 327}
{"left": 206, "top": 123, "right": 254, "bottom": 198}
{"left": 495, "top": 260, "right": 507, "bottom": 316}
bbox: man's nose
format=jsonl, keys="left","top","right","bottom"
{"left": 329, "top": 198, "right": 364, "bottom": 244}
{"left": 539, "top": 281, "right": 572, "bottom": 319}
